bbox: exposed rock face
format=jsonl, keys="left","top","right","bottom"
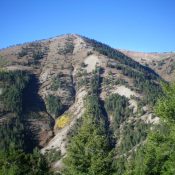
{"left": 41, "top": 87, "right": 87, "bottom": 155}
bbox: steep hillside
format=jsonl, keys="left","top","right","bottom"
{"left": 0, "top": 34, "right": 164, "bottom": 173}
{"left": 119, "top": 49, "right": 175, "bottom": 81}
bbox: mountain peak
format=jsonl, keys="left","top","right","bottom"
{"left": 0, "top": 34, "right": 173, "bottom": 173}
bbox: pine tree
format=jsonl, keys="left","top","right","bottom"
{"left": 128, "top": 83, "right": 175, "bottom": 175}
{"left": 63, "top": 95, "right": 114, "bottom": 175}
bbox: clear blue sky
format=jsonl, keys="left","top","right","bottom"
{"left": 0, "top": 0, "right": 175, "bottom": 52}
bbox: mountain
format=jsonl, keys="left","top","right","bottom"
{"left": 119, "top": 49, "right": 175, "bottom": 82}
{"left": 0, "top": 34, "right": 170, "bottom": 173}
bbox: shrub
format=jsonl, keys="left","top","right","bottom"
{"left": 51, "top": 77, "right": 61, "bottom": 91}
{"left": 46, "top": 95, "right": 63, "bottom": 118}
{"left": 45, "top": 148, "right": 61, "bottom": 163}
{"left": 58, "top": 42, "right": 74, "bottom": 55}
{"left": 87, "top": 51, "right": 93, "bottom": 56}
{"left": 56, "top": 115, "right": 70, "bottom": 129}
{"left": 81, "top": 62, "right": 87, "bottom": 67}
{"left": 18, "top": 47, "right": 28, "bottom": 57}
{"left": 32, "top": 50, "right": 44, "bottom": 60}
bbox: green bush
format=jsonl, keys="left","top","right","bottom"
{"left": 45, "top": 148, "right": 61, "bottom": 163}
{"left": 51, "top": 77, "right": 61, "bottom": 91}
{"left": 58, "top": 42, "right": 74, "bottom": 55}
{"left": 46, "top": 95, "right": 63, "bottom": 118}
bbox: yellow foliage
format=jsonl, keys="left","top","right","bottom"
{"left": 56, "top": 115, "right": 70, "bottom": 129}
